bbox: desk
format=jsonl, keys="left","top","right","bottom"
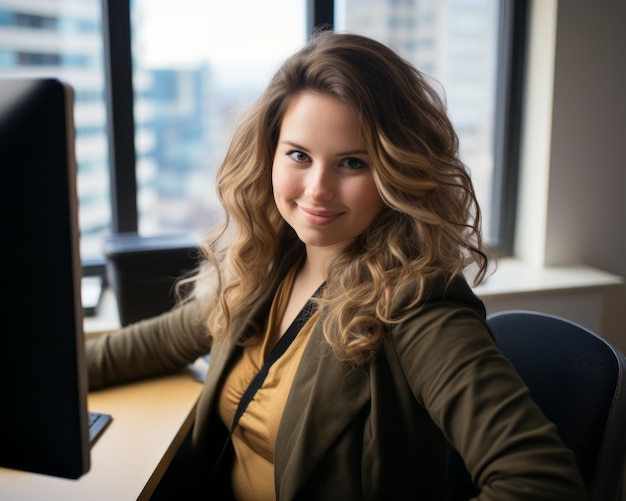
{"left": 0, "top": 369, "right": 203, "bottom": 500}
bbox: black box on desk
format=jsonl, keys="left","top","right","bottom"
{"left": 104, "top": 233, "right": 200, "bottom": 326}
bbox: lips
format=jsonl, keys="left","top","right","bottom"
{"left": 299, "top": 205, "right": 344, "bottom": 225}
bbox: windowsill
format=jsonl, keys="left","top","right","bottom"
{"left": 474, "top": 258, "right": 623, "bottom": 298}
{"left": 473, "top": 259, "right": 622, "bottom": 335}
{"left": 84, "top": 259, "right": 623, "bottom": 337}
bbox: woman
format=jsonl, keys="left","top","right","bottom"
{"left": 87, "top": 32, "right": 587, "bottom": 500}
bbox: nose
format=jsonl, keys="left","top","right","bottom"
{"left": 304, "top": 164, "right": 335, "bottom": 201}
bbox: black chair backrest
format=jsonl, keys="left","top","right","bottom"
{"left": 449, "top": 310, "right": 626, "bottom": 501}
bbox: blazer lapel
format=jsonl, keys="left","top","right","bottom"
{"left": 197, "top": 245, "right": 305, "bottom": 434}
{"left": 200, "top": 274, "right": 281, "bottom": 401}
{"left": 274, "top": 324, "right": 371, "bottom": 499}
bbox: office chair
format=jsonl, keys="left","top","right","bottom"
{"left": 449, "top": 310, "right": 626, "bottom": 501}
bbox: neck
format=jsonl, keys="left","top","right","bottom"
{"left": 302, "top": 245, "right": 336, "bottom": 283}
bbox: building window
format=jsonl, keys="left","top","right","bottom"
{"left": 0, "top": 0, "right": 522, "bottom": 267}
{"left": 336, "top": 0, "right": 502, "bottom": 244}
{"left": 129, "top": 0, "right": 307, "bottom": 239}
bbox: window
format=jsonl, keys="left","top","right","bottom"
{"left": 338, "top": 0, "right": 501, "bottom": 234}
{"left": 0, "top": 0, "right": 524, "bottom": 270}
{"left": 0, "top": 0, "right": 110, "bottom": 262}
{"left": 335, "top": 0, "right": 527, "bottom": 252}
{"left": 129, "top": 0, "right": 307, "bottom": 240}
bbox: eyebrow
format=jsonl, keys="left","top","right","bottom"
{"left": 280, "top": 140, "right": 369, "bottom": 157}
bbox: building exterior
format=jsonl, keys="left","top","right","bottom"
{"left": 0, "top": 0, "right": 497, "bottom": 259}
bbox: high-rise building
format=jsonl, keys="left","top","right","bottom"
{"left": 0, "top": 0, "right": 111, "bottom": 258}
{"left": 1, "top": 0, "right": 499, "bottom": 259}
{"left": 340, "top": 0, "right": 498, "bottom": 209}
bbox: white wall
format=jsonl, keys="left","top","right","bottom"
{"left": 548, "top": 0, "right": 626, "bottom": 352}
{"left": 512, "top": 0, "right": 626, "bottom": 353}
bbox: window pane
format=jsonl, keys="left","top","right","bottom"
{"left": 0, "top": 0, "right": 111, "bottom": 261}
{"left": 335, "top": 0, "right": 500, "bottom": 242}
{"left": 131, "top": 0, "right": 307, "bottom": 238}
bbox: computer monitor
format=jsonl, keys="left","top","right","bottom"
{"left": 0, "top": 78, "right": 108, "bottom": 479}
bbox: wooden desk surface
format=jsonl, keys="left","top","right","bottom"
{"left": 0, "top": 370, "right": 203, "bottom": 500}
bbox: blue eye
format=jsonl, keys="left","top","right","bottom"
{"left": 288, "top": 150, "right": 309, "bottom": 162}
{"left": 341, "top": 157, "right": 368, "bottom": 170}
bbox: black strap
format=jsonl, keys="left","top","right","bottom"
{"left": 211, "top": 284, "right": 324, "bottom": 477}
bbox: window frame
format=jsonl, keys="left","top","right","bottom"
{"left": 490, "top": 0, "right": 528, "bottom": 255}
{"left": 94, "top": 0, "right": 525, "bottom": 276}
{"left": 102, "top": 0, "right": 138, "bottom": 234}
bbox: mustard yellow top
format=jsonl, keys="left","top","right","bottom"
{"left": 218, "top": 263, "right": 318, "bottom": 500}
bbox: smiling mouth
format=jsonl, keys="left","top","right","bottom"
{"left": 299, "top": 206, "right": 343, "bottom": 225}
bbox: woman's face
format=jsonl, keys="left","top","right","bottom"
{"left": 272, "top": 91, "right": 383, "bottom": 255}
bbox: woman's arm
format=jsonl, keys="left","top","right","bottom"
{"left": 86, "top": 300, "right": 212, "bottom": 390}
{"left": 393, "top": 302, "right": 588, "bottom": 500}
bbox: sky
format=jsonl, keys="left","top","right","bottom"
{"left": 134, "top": 0, "right": 306, "bottom": 73}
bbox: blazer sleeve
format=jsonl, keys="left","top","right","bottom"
{"left": 391, "top": 302, "right": 588, "bottom": 500}
{"left": 86, "top": 300, "right": 212, "bottom": 390}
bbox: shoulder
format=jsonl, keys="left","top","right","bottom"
{"left": 383, "top": 272, "right": 498, "bottom": 407}
{"left": 391, "top": 271, "right": 486, "bottom": 318}
{"left": 386, "top": 271, "right": 492, "bottom": 369}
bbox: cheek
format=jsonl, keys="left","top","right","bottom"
{"left": 354, "top": 182, "right": 384, "bottom": 228}
{"left": 351, "top": 178, "right": 383, "bottom": 210}
{"left": 272, "top": 162, "right": 294, "bottom": 201}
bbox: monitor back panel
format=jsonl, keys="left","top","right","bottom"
{"left": 0, "top": 78, "right": 90, "bottom": 479}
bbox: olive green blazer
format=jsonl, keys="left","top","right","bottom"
{"left": 87, "top": 249, "right": 587, "bottom": 500}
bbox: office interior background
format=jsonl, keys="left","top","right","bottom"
{"left": 0, "top": 0, "right": 624, "bottom": 355}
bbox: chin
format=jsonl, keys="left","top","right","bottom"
{"left": 297, "top": 233, "right": 354, "bottom": 252}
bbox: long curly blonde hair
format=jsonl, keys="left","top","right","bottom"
{"left": 189, "top": 31, "right": 491, "bottom": 365}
